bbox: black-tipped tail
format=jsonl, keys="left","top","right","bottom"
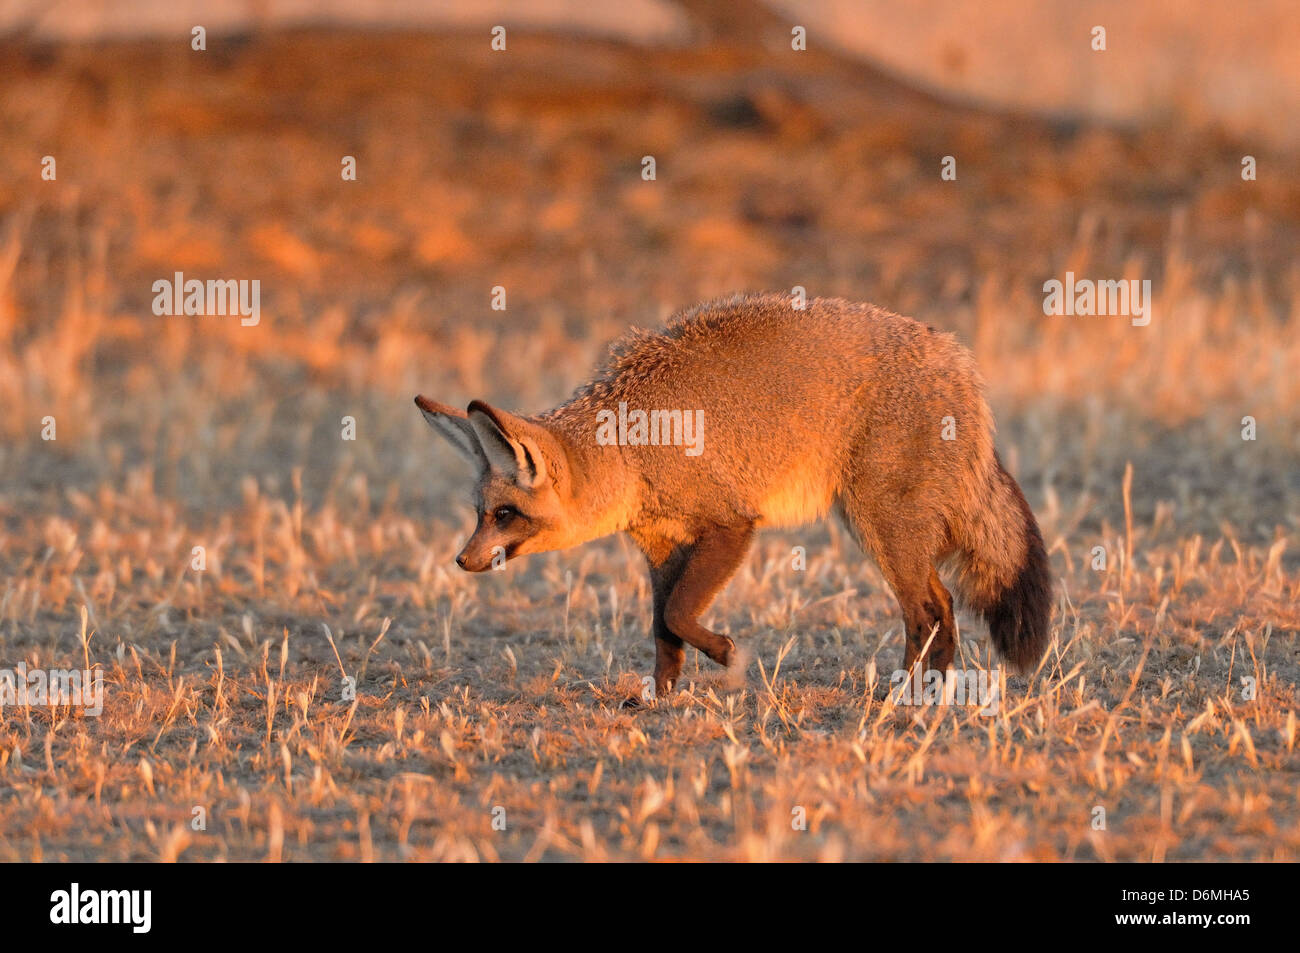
{"left": 983, "top": 469, "right": 1053, "bottom": 672}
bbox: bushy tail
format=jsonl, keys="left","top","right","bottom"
{"left": 952, "top": 455, "right": 1053, "bottom": 673}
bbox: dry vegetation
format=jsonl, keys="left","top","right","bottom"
{"left": 0, "top": 29, "right": 1297, "bottom": 861}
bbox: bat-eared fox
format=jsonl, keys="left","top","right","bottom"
{"left": 416, "top": 293, "right": 1051, "bottom": 697}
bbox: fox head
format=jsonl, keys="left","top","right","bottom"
{"left": 414, "top": 395, "right": 580, "bottom": 572}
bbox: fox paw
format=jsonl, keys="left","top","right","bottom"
{"left": 720, "top": 640, "right": 749, "bottom": 690}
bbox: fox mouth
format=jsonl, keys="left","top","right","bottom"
{"left": 456, "top": 540, "right": 520, "bottom": 572}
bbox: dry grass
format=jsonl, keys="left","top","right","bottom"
{"left": 0, "top": 29, "right": 1297, "bottom": 861}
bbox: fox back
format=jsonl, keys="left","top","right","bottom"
{"left": 547, "top": 293, "right": 993, "bottom": 532}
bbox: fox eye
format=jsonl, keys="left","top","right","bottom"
{"left": 493, "top": 505, "right": 520, "bottom": 523}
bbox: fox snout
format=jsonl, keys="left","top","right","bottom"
{"left": 455, "top": 547, "right": 494, "bottom": 573}
{"left": 457, "top": 509, "right": 531, "bottom": 570}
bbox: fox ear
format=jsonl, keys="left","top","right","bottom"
{"left": 414, "top": 395, "right": 488, "bottom": 471}
{"left": 466, "top": 400, "right": 549, "bottom": 489}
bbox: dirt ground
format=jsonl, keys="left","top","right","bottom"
{"left": 0, "top": 28, "right": 1297, "bottom": 861}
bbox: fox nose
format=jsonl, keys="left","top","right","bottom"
{"left": 455, "top": 552, "right": 468, "bottom": 569}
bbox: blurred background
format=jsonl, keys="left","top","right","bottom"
{"left": 0, "top": 0, "right": 1298, "bottom": 863}
{"left": 2, "top": 1, "right": 1297, "bottom": 515}
{"left": 0, "top": 0, "right": 1298, "bottom": 601}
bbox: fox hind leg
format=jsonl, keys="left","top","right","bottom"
{"left": 913, "top": 566, "right": 958, "bottom": 673}
{"left": 882, "top": 552, "right": 957, "bottom": 676}
{"left": 836, "top": 498, "right": 957, "bottom": 676}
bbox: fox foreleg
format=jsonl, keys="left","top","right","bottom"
{"left": 643, "top": 522, "right": 753, "bottom": 696}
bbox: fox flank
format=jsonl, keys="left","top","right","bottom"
{"left": 416, "top": 293, "right": 1053, "bottom": 695}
